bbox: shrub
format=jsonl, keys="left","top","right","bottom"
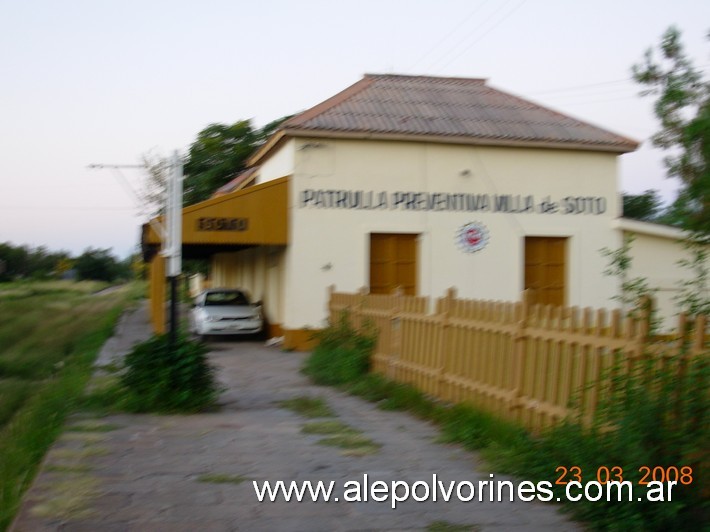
{"left": 121, "top": 333, "right": 219, "bottom": 413}
{"left": 303, "top": 310, "right": 708, "bottom": 530}
{"left": 303, "top": 312, "right": 377, "bottom": 385}
{"left": 509, "top": 355, "right": 709, "bottom": 531}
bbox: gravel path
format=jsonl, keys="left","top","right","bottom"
{"left": 10, "top": 304, "right": 580, "bottom": 531}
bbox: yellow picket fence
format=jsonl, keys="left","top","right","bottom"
{"left": 328, "top": 286, "right": 708, "bottom": 433}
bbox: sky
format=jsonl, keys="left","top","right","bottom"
{"left": 1, "top": 0, "right": 708, "bottom": 258}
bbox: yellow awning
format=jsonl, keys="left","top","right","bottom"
{"left": 142, "top": 176, "right": 289, "bottom": 334}
{"left": 143, "top": 176, "right": 288, "bottom": 254}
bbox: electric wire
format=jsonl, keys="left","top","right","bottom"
{"left": 433, "top": 0, "right": 527, "bottom": 73}
{"left": 408, "top": 0, "right": 492, "bottom": 72}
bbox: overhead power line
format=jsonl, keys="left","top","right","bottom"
{"left": 528, "top": 78, "right": 632, "bottom": 96}
{"left": 527, "top": 65, "right": 709, "bottom": 97}
{"left": 433, "top": 0, "right": 527, "bottom": 73}
{"left": 408, "top": 0, "right": 492, "bottom": 72}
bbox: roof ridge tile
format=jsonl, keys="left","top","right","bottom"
{"left": 272, "top": 73, "right": 638, "bottom": 156}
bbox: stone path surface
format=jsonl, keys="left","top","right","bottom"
{"left": 10, "top": 304, "right": 580, "bottom": 531}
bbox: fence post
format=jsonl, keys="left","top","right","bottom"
{"left": 327, "top": 284, "right": 335, "bottom": 324}
{"left": 435, "top": 287, "right": 456, "bottom": 398}
{"left": 675, "top": 312, "right": 688, "bottom": 358}
{"left": 631, "top": 295, "right": 652, "bottom": 382}
{"left": 356, "top": 286, "right": 368, "bottom": 330}
{"left": 692, "top": 314, "right": 706, "bottom": 358}
{"left": 509, "top": 290, "right": 530, "bottom": 422}
{"left": 637, "top": 294, "right": 652, "bottom": 354}
{"left": 388, "top": 287, "right": 403, "bottom": 381}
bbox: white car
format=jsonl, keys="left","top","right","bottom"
{"left": 189, "top": 288, "right": 263, "bottom": 339}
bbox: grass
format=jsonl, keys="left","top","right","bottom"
{"left": 29, "top": 477, "right": 98, "bottom": 520}
{"left": 78, "top": 375, "right": 128, "bottom": 415}
{"left": 45, "top": 464, "right": 93, "bottom": 474}
{"left": 301, "top": 420, "right": 357, "bottom": 435}
{"left": 317, "top": 433, "right": 381, "bottom": 456}
{"left": 65, "top": 421, "right": 122, "bottom": 433}
{"left": 277, "top": 395, "right": 336, "bottom": 418}
{"left": 306, "top": 343, "right": 708, "bottom": 530}
{"left": 0, "top": 379, "right": 33, "bottom": 428}
{"left": 426, "top": 521, "right": 480, "bottom": 532}
{"left": 302, "top": 420, "right": 380, "bottom": 456}
{"left": 281, "top": 395, "right": 382, "bottom": 456}
{"left": 197, "top": 473, "right": 250, "bottom": 484}
{"left": 0, "top": 280, "right": 142, "bottom": 531}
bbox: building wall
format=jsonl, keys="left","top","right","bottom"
{"left": 211, "top": 246, "right": 287, "bottom": 334}
{"left": 258, "top": 138, "right": 295, "bottom": 183}
{"left": 621, "top": 220, "right": 705, "bottom": 332}
{"left": 282, "top": 137, "right": 623, "bottom": 331}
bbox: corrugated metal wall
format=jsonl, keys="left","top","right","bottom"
{"left": 211, "top": 246, "right": 286, "bottom": 331}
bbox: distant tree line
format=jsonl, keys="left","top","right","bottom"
{"left": 621, "top": 189, "right": 687, "bottom": 225}
{"left": 0, "top": 243, "right": 137, "bottom": 283}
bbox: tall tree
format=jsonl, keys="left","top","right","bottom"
{"left": 74, "top": 248, "right": 126, "bottom": 282}
{"left": 622, "top": 189, "right": 664, "bottom": 222}
{"left": 183, "top": 121, "right": 258, "bottom": 206}
{"left": 633, "top": 26, "right": 710, "bottom": 238}
{"left": 182, "top": 116, "right": 292, "bottom": 206}
{"left": 0, "top": 243, "right": 71, "bottom": 281}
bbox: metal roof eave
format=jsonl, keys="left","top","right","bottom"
{"left": 142, "top": 176, "right": 289, "bottom": 255}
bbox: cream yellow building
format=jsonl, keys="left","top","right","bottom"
{"left": 143, "top": 74, "right": 698, "bottom": 348}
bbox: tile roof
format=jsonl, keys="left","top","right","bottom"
{"left": 211, "top": 167, "right": 258, "bottom": 198}
{"left": 278, "top": 74, "right": 638, "bottom": 153}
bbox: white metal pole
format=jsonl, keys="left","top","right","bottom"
{"left": 167, "top": 150, "right": 183, "bottom": 277}
{"left": 166, "top": 151, "right": 183, "bottom": 345}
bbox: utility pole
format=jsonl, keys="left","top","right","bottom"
{"left": 88, "top": 154, "right": 183, "bottom": 345}
{"left": 165, "top": 151, "right": 183, "bottom": 348}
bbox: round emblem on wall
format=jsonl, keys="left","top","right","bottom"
{"left": 456, "top": 222, "right": 489, "bottom": 253}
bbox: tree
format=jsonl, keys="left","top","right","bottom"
{"left": 74, "top": 248, "right": 125, "bottom": 282}
{"left": 182, "top": 116, "right": 292, "bottom": 206}
{"left": 633, "top": 26, "right": 710, "bottom": 238}
{"left": 182, "top": 121, "right": 259, "bottom": 206}
{"left": 622, "top": 189, "right": 664, "bottom": 222}
{"left": 0, "top": 242, "right": 71, "bottom": 281}
{"left": 601, "top": 234, "right": 659, "bottom": 330}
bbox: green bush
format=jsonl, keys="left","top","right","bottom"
{"left": 0, "top": 287, "right": 129, "bottom": 531}
{"left": 303, "top": 312, "right": 377, "bottom": 385}
{"left": 438, "top": 404, "right": 530, "bottom": 452}
{"left": 506, "top": 355, "right": 709, "bottom": 531}
{"left": 121, "top": 333, "right": 219, "bottom": 413}
{"left": 304, "top": 317, "right": 708, "bottom": 531}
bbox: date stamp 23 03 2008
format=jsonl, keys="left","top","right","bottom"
{"left": 553, "top": 465, "right": 695, "bottom": 503}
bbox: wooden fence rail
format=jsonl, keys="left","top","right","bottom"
{"left": 328, "top": 286, "right": 708, "bottom": 433}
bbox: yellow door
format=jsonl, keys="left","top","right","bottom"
{"left": 369, "top": 234, "right": 418, "bottom": 295}
{"left": 524, "top": 236, "right": 567, "bottom": 306}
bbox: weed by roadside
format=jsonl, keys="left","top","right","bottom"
{"left": 80, "top": 333, "right": 221, "bottom": 415}
{"left": 0, "top": 283, "right": 137, "bottom": 531}
{"left": 302, "top": 420, "right": 356, "bottom": 435}
{"left": 277, "top": 396, "right": 335, "bottom": 418}
{"left": 119, "top": 333, "right": 220, "bottom": 413}
{"left": 302, "top": 311, "right": 376, "bottom": 386}
{"left": 426, "top": 521, "right": 480, "bottom": 532}
{"left": 302, "top": 420, "right": 380, "bottom": 456}
{"left": 303, "top": 314, "right": 710, "bottom": 531}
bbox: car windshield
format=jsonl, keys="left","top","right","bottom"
{"left": 204, "top": 291, "right": 249, "bottom": 306}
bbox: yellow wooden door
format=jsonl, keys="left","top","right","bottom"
{"left": 369, "top": 234, "right": 418, "bottom": 295}
{"left": 524, "top": 236, "right": 567, "bottom": 306}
